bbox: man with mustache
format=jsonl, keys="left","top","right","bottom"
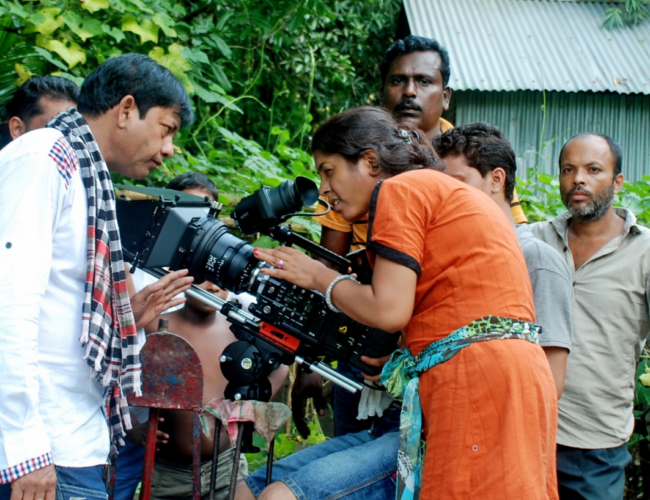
{"left": 531, "top": 133, "right": 650, "bottom": 499}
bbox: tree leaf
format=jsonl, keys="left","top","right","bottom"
{"left": 36, "top": 35, "right": 86, "bottom": 68}
{"left": 65, "top": 13, "right": 104, "bottom": 41}
{"left": 194, "top": 83, "right": 243, "bottom": 113}
{"left": 102, "top": 25, "right": 126, "bottom": 43}
{"left": 122, "top": 14, "right": 159, "bottom": 45}
{"left": 210, "top": 35, "right": 232, "bottom": 59}
{"left": 25, "top": 8, "right": 64, "bottom": 36}
{"left": 32, "top": 46, "right": 68, "bottom": 70}
{"left": 50, "top": 71, "right": 85, "bottom": 86}
{"left": 5, "top": 2, "right": 30, "bottom": 18}
{"left": 81, "top": 0, "right": 110, "bottom": 14}
{"left": 14, "top": 63, "right": 33, "bottom": 86}
{"left": 153, "top": 12, "right": 177, "bottom": 38}
{"left": 183, "top": 47, "right": 209, "bottom": 64}
{"left": 212, "top": 64, "right": 232, "bottom": 92}
{"left": 124, "top": 0, "right": 154, "bottom": 15}
{"left": 148, "top": 43, "right": 193, "bottom": 92}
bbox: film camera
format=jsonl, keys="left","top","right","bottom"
{"left": 116, "top": 177, "right": 397, "bottom": 401}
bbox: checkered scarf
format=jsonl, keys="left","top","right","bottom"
{"left": 49, "top": 109, "right": 142, "bottom": 455}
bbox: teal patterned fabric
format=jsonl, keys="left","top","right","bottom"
{"left": 379, "top": 316, "right": 540, "bottom": 500}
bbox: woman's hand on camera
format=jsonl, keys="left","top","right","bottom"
{"left": 253, "top": 246, "right": 338, "bottom": 293}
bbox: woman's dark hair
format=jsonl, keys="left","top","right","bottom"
{"left": 311, "top": 106, "right": 439, "bottom": 176}
{"left": 77, "top": 53, "right": 194, "bottom": 127}
{"left": 166, "top": 172, "right": 218, "bottom": 200}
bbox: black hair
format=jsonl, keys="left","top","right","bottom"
{"left": 77, "top": 53, "right": 194, "bottom": 127}
{"left": 559, "top": 133, "right": 622, "bottom": 177}
{"left": 433, "top": 122, "right": 517, "bottom": 201}
{"left": 311, "top": 106, "right": 439, "bottom": 176}
{"left": 4, "top": 76, "right": 79, "bottom": 123}
{"left": 380, "top": 35, "right": 451, "bottom": 88}
{"left": 166, "top": 172, "right": 218, "bottom": 200}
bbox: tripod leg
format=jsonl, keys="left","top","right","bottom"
{"left": 192, "top": 411, "right": 201, "bottom": 500}
{"left": 265, "top": 438, "right": 275, "bottom": 486}
{"left": 228, "top": 422, "right": 245, "bottom": 500}
{"left": 141, "top": 408, "right": 160, "bottom": 500}
{"left": 209, "top": 419, "right": 222, "bottom": 500}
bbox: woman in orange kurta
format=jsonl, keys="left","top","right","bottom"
{"left": 255, "top": 106, "right": 558, "bottom": 499}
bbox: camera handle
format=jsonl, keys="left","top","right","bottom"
{"left": 141, "top": 267, "right": 363, "bottom": 394}
{"left": 265, "top": 225, "right": 351, "bottom": 274}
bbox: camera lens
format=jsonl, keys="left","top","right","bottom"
{"left": 179, "top": 217, "right": 265, "bottom": 294}
{"left": 233, "top": 176, "right": 319, "bottom": 234}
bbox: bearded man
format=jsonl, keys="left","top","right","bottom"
{"left": 531, "top": 133, "right": 650, "bottom": 500}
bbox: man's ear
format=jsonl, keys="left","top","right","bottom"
{"left": 489, "top": 167, "right": 507, "bottom": 196}
{"left": 116, "top": 95, "right": 138, "bottom": 129}
{"left": 614, "top": 173, "right": 624, "bottom": 194}
{"left": 8, "top": 116, "right": 27, "bottom": 140}
{"left": 442, "top": 87, "right": 452, "bottom": 111}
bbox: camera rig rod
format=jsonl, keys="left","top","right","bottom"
{"left": 267, "top": 225, "right": 350, "bottom": 274}
{"left": 142, "top": 267, "right": 364, "bottom": 394}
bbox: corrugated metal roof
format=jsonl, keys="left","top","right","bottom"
{"left": 453, "top": 90, "right": 650, "bottom": 180}
{"left": 405, "top": 0, "right": 650, "bottom": 94}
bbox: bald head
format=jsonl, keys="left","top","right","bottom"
{"left": 559, "top": 133, "right": 622, "bottom": 178}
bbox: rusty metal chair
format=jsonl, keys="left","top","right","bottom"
{"left": 127, "top": 329, "right": 204, "bottom": 500}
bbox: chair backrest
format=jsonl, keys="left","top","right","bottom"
{"left": 128, "top": 332, "right": 203, "bottom": 410}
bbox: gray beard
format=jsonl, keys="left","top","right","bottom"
{"left": 563, "top": 182, "right": 615, "bottom": 222}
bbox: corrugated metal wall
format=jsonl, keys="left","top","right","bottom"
{"left": 454, "top": 90, "right": 650, "bottom": 180}
{"left": 405, "top": 0, "right": 650, "bottom": 94}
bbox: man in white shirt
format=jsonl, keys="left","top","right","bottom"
{"left": 0, "top": 54, "right": 194, "bottom": 500}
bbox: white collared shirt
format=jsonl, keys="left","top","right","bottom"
{"left": 0, "top": 128, "right": 109, "bottom": 480}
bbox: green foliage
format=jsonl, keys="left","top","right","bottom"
{"left": 618, "top": 175, "right": 650, "bottom": 226}
{"left": 630, "top": 351, "right": 650, "bottom": 447}
{"left": 245, "top": 409, "right": 330, "bottom": 473}
{"left": 603, "top": 0, "right": 650, "bottom": 29}
{"left": 0, "top": 0, "right": 401, "bottom": 234}
{"left": 517, "top": 169, "right": 650, "bottom": 227}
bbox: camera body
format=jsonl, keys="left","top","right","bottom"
{"left": 249, "top": 275, "right": 393, "bottom": 370}
{"left": 115, "top": 182, "right": 397, "bottom": 376}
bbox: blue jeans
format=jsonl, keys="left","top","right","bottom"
{"left": 113, "top": 440, "right": 145, "bottom": 500}
{"left": 557, "top": 443, "right": 632, "bottom": 500}
{"left": 0, "top": 465, "right": 107, "bottom": 500}
{"left": 245, "top": 430, "right": 398, "bottom": 500}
